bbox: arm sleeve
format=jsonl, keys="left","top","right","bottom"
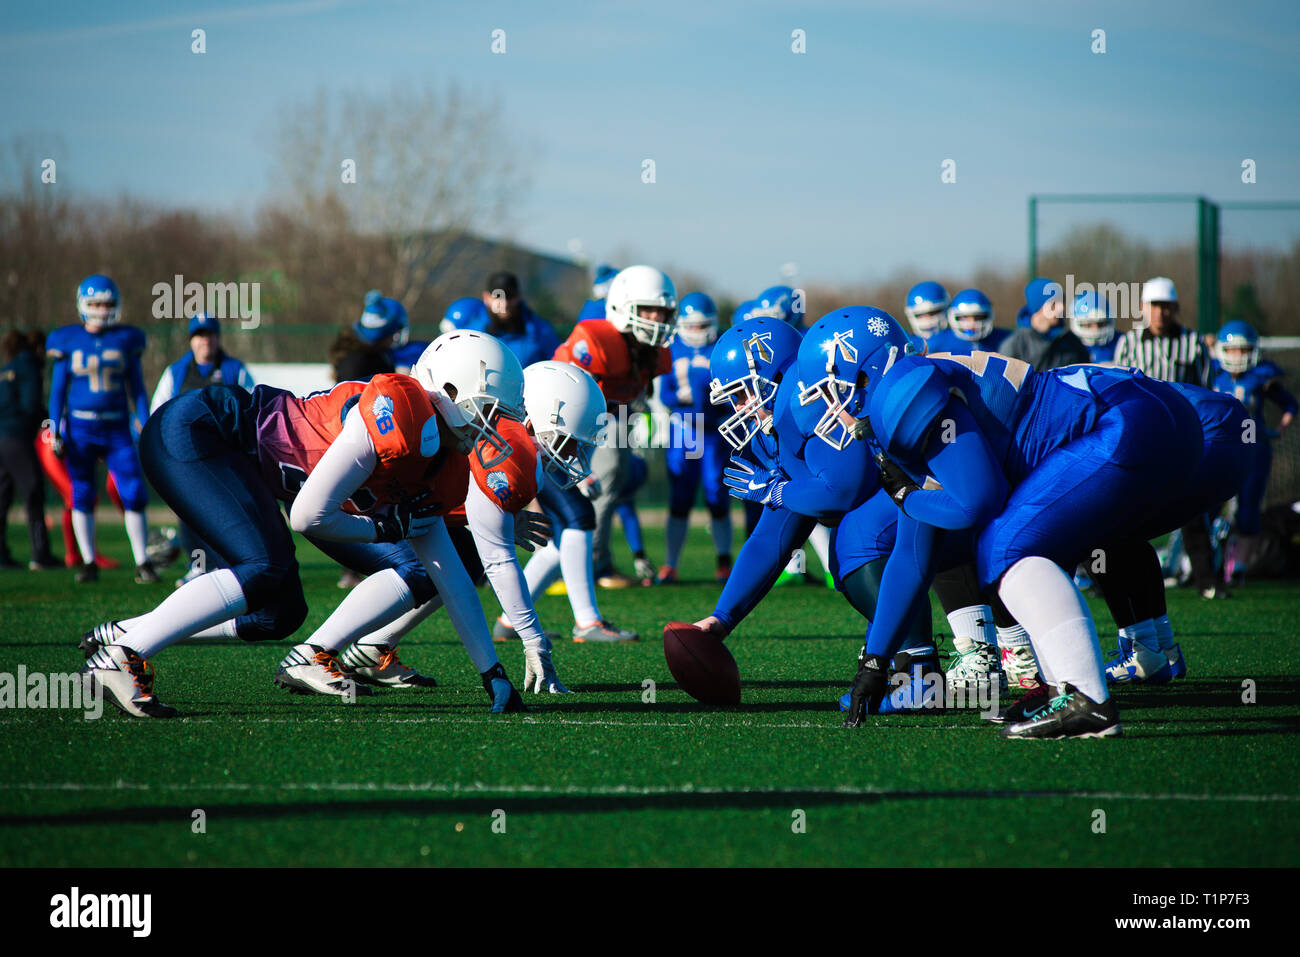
{"left": 408, "top": 517, "right": 495, "bottom": 667}
{"left": 864, "top": 514, "right": 940, "bottom": 658}
{"left": 150, "top": 367, "right": 176, "bottom": 414}
{"left": 48, "top": 358, "right": 69, "bottom": 437}
{"left": 712, "top": 506, "right": 817, "bottom": 630}
{"left": 779, "top": 437, "right": 874, "bottom": 520}
{"left": 126, "top": 355, "right": 149, "bottom": 433}
{"left": 1265, "top": 380, "right": 1299, "bottom": 417}
{"left": 897, "top": 401, "right": 1007, "bottom": 530}
{"left": 288, "top": 407, "right": 383, "bottom": 541}
{"left": 465, "top": 479, "right": 544, "bottom": 645}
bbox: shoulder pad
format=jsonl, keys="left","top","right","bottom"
{"left": 867, "top": 357, "right": 950, "bottom": 456}
{"left": 360, "top": 374, "right": 439, "bottom": 461}
{"left": 472, "top": 420, "right": 538, "bottom": 511}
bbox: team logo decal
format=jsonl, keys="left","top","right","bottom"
{"left": 485, "top": 470, "right": 512, "bottom": 503}
{"left": 371, "top": 394, "right": 396, "bottom": 435}
{"left": 572, "top": 338, "right": 592, "bottom": 367}
{"left": 745, "top": 332, "right": 774, "bottom": 367}
{"left": 867, "top": 316, "right": 890, "bottom": 337}
{"left": 823, "top": 329, "right": 858, "bottom": 372}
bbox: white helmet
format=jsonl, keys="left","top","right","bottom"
{"left": 413, "top": 330, "right": 525, "bottom": 469}
{"left": 606, "top": 265, "right": 677, "bottom": 348}
{"left": 522, "top": 361, "right": 608, "bottom": 489}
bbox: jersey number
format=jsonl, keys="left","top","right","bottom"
{"left": 71, "top": 349, "right": 124, "bottom": 394}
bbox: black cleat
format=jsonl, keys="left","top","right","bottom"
{"left": 984, "top": 677, "right": 1051, "bottom": 724}
{"left": 1001, "top": 683, "right": 1122, "bottom": 740}
{"left": 135, "top": 562, "right": 161, "bottom": 584}
{"left": 75, "top": 562, "right": 99, "bottom": 584}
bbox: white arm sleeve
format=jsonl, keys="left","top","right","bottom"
{"left": 465, "top": 479, "right": 544, "bottom": 645}
{"left": 150, "top": 368, "right": 176, "bottom": 414}
{"left": 289, "top": 407, "right": 381, "bottom": 542}
{"left": 409, "top": 517, "right": 497, "bottom": 674}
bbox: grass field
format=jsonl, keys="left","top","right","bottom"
{"left": 1, "top": 522, "right": 1298, "bottom": 867}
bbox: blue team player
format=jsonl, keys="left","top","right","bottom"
{"left": 797, "top": 307, "right": 1242, "bottom": 738}
{"left": 750, "top": 285, "right": 806, "bottom": 330}
{"left": 577, "top": 264, "right": 619, "bottom": 321}
{"left": 902, "top": 281, "right": 950, "bottom": 344}
{"left": 653, "top": 293, "right": 733, "bottom": 584}
{"left": 1070, "top": 290, "right": 1119, "bottom": 363}
{"left": 440, "top": 296, "right": 489, "bottom": 334}
{"left": 1214, "top": 319, "right": 1297, "bottom": 582}
{"left": 926, "top": 288, "right": 1009, "bottom": 356}
{"left": 353, "top": 290, "right": 426, "bottom": 373}
{"left": 46, "top": 275, "right": 156, "bottom": 584}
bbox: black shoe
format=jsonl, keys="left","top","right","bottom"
{"left": 134, "top": 562, "right": 161, "bottom": 584}
{"left": 80, "top": 620, "right": 125, "bottom": 659}
{"left": 984, "top": 676, "right": 1050, "bottom": 723}
{"left": 28, "top": 557, "right": 63, "bottom": 570}
{"left": 75, "top": 562, "right": 99, "bottom": 583}
{"left": 1001, "top": 683, "right": 1122, "bottom": 740}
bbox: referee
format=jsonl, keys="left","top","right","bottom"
{"left": 1113, "top": 277, "right": 1223, "bottom": 597}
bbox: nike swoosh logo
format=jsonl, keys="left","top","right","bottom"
{"left": 748, "top": 480, "right": 766, "bottom": 491}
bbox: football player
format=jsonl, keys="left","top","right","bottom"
{"left": 797, "top": 308, "right": 1250, "bottom": 738}
{"left": 77, "top": 331, "right": 529, "bottom": 717}
{"left": 654, "top": 292, "right": 733, "bottom": 584}
{"left": 927, "top": 289, "right": 1009, "bottom": 357}
{"left": 46, "top": 275, "right": 157, "bottom": 584}
{"left": 1213, "top": 320, "right": 1297, "bottom": 583}
{"left": 354, "top": 290, "right": 426, "bottom": 373}
{"left": 750, "top": 285, "right": 806, "bottom": 329}
{"left": 577, "top": 264, "right": 620, "bottom": 321}
{"left": 1070, "top": 290, "right": 1119, "bottom": 364}
{"left": 902, "top": 281, "right": 950, "bottom": 343}
{"left": 440, "top": 296, "right": 490, "bottom": 335}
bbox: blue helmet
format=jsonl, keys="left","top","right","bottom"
{"left": 77, "top": 274, "right": 120, "bottom": 326}
{"left": 903, "top": 281, "right": 949, "bottom": 338}
{"left": 440, "top": 296, "right": 489, "bottom": 333}
{"left": 676, "top": 292, "right": 719, "bottom": 347}
{"left": 750, "top": 284, "right": 805, "bottom": 327}
{"left": 796, "top": 306, "right": 916, "bottom": 450}
{"left": 592, "top": 264, "right": 619, "bottom": 300}
{"left": 1215, "top": 319, "right": 1260, "bottom": 374}
{"left": 948, "top": 289, "right": 994, "bottom": 342}
{"left": 354, "top": 290, "right": 409, "bottom": 346}
{"left": 1069, "top": 290, "right": 1116, "bottom": 347}
{"left": 732, "top": 299, "right": 760, "bottom": 325}
{"left": 708, "top": 316, "right": 804, "bottom": 451}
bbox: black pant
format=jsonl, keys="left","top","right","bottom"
{"left": 0, "top": 434, "right": 53, "bottom": 563}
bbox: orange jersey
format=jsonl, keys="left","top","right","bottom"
{"left": 553, "top": 319, "right": 670, "bottom": 408}
{"left": 446, "top": 417, "right": 541, "bottom": 524}
{"left": 253, "top": 374, "right": 467, "bottom": 516}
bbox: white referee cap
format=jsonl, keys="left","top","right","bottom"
{"left": 1141, "top": 277, "right": 1178, "bottom": 303}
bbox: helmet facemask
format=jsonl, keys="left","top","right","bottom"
{"left": 711, "top": 371, "right": 779, "bottom": 451}
{"left": 1216, "top": 342, "right": 1258, "bottom": 375}
{"left": 434, "top": 359, "right": 522, "bottom": 470}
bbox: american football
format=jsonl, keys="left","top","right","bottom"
{"left": 663, "top": 621, "right": 741, "bottom": 705}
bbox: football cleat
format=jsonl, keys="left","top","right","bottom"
{"left": 1001, "top": 684, "right": 1122, "bottom": 740}
{"left": 1000, "top": 645, "right": 1041, "bottom": 691}
{"left": 481, "top": 662, "right": 528, "bottom": 713}
{"left": 983, "top": 679, "right": 1051, "bottom": 724}
{"left": 572, "top": 620, "right": 638, "bottom": 643}
{"left": 1105, "top": 636, "right": 1173, "bottom": 685}
{"left": 596, "top": 571, "right": 635, "bottom": 589}
{"left": 79, "top": 620, "right": 125, "bottom": 658}
{"left": 945, "top": 634, "right": 1008, "bottom": 696}
{"left": 633, "top": 555, "right": 656, "bottom": 584}
{"left": 75, "top": 562, "right": 99, "bottom": 584}
{"left": 880, "top": 647, "right": 945, "bottom": 713}
{"left": 134, "top": 562, "right": 161, "bottom": 584}
{"left": 336, "top": 643, "right": 438, "bottom": 688}
{"left": 715, "top": 555, "right": 732, "bottom": 583}
{"left": 145, "top": 529, "right": 180, "bottom": 568}
{"left": 1166, "top": 643, "right": 1187, "bottom": 679}
{"left": 273, "top": 644, "right": 374, "bottom": 697}
{"left": 655, "top": 564, "right": 679, "bottom": 585}
{"left": 79, "top": 645, "right": 178, "bottom": 718}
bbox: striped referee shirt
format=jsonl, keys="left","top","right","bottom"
{"left": 1112, "top": 325, "right": 1213, "bottom": 387}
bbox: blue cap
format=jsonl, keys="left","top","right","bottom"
{"left": 1023, "top": 278, "right": 1063, "bottom": 316}
{"left": 188, "top": 313, "right": 221, "bottom": 336}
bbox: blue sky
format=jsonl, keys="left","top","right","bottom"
{"left": 3, "top": 0, "right": 1298, "bottom": 298}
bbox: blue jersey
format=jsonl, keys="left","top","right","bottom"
{"left": 925, "top": 327, "right": 1010, "bottom": 357}
{"left": 658, "top": 338, "right": 717, "bottom": 421}
{"left": 390, "top": 340, "right": 430, "bottom": 373}
{"left": 577, "top": 298, "right": 607, "bottom": 321}
{"left": 496, "top": 306, "right": 562, "bottom": 368}
{"left": 46, "top": 323, "right": 148, "bottom": 435}
{"left": 1214, "top": 361, "right": 1297, "bottom": 438}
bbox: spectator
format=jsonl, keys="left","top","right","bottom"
{"left": 0, "top": 330, "right": 58, "bottom": 569}
{"left": 1001, "top": 277, "right": 1092, "bottom": 370}
{"left": 480, "top": 271, "right": 561, "bottom": 368}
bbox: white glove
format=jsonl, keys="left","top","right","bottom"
{"left": 523, "top": 635, "right": 571, "bottom": 694}
{"left": 577, "top": 474, "right": 602, "bottom": 499}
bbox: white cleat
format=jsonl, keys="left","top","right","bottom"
{"left": 79, "top": 620, "right": 126, "bottom": 659}
{"left": 572, "top": 620, "right": 638, "bottom": 643}
{"left": 336, "top": 643, "right": 438, "bottom": 688}
{"left": 274, "top": 644, "right": 374, "bottom": 697}
{"left": 79, "top": 645, "right": 178, "bottom": 718}
{"left": 1000, "top": 644, "right": 1042, "bottom": 691}
{"left": 945, "top": 634, "right": 1008, "bottom": 696}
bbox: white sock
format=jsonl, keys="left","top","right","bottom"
{"left": 710, "top": 516, "right": 732, "bottom": 559}
{"left": 124, "top": 510, "right": 149, "bottom": 566}
{"left": 190, "top": 619, "right": 240, "bottom": 639}
{"left": 357, "top": 600, "right": 437, "bottom": 649}
{"left": 808, "top": 524, "right": 832, "bottom": 573}
{"left": 522, "top": 542, "right": 562, "bottom": 602}
{"left": 998, "top": 556, "right": 1108, "bottom": 702}
{"left": 308, "top": 568, "right": 414, "bottom": 653}
{"left": 947, "top": 605, "right": 994, "bottom": 646}
{"left": 560, "top": 528, "right": 600, "bottom": 626}
{"left": 71, "top": 509, "right": 95, "bottom": 564}
{"left": 1154, "top": 613, "right": 1175, "bottom": 650}
{"left": 1118, "top": 618, "right": 1160, "bottom": 654}
{"left": 665, "top": 516, "right": 689, "bottom": 568}
{"left": 996, "top": 623, "right": 1031, "bottom": 648}
{"left": 118, "top": 569, "right": 247, "bottom": 659}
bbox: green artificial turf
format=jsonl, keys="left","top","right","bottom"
{"left": 1, "top": 524, "right": 1297, "bottom": 867}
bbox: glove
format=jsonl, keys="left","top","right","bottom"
{"left": 722, "top": 457, "right": 788, "bottom": 508}
{"left": 577, "top": 474, "right": 602, "bottom": 499}
{"left": 676, "top": 384, "right": 694, "bottom": 405}
{"left": 49, "top": 434, "right": 65, "bottom": 459}
{"left": 481, "top": 661, "right": 528, "bottom": 713}
{"left": 372, "top": 492, "right": 440, "bottom": 543}
{"left": 514, "top": 509, "right": 553, "bottom": 552}
{"left": 523, "top": 635, "right": 571, "bottom": 694}
{"left": 843, "top": 651, "right": 890, "bottom": 728}
{"left": 874, "top": 450, "right": 920, "bottom": 507}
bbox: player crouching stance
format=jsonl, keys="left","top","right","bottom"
{"left": 797, "top": 308, "right": 1252, "bottom": 739}
{"left": 78, "top": 331, "right": 529, "bottom": 717}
